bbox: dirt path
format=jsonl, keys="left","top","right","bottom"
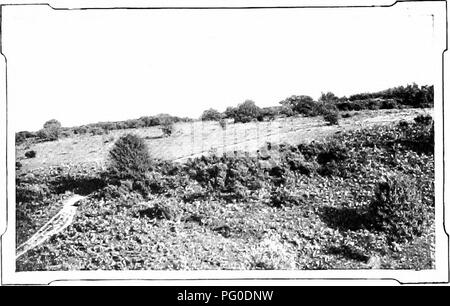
{"left": 16, "top": 195, "right": 86, "bottom": 259}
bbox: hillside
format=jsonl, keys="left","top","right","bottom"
{"left": 15, "top": 108, "right": 435, "bottom": 271}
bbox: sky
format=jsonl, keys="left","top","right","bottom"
{"left": 2, "top": 3, "right": 439, "bottom": 132}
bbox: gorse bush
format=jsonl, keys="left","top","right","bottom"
{"left": 16, "top": 131, "right": 36, "bottom": 145}
{"left": 279, "top": 95, "right": 323, "bottom": 117}
{"left": 349, "top": 83, "right": 433, "bottom": 108}
{"left": 367, "top": 175, "right": 430, "bottom": 242}
{"left": 37, "top": 119, "right": 62, "bottom": 141}
{"left": 161, "top": 119, "right": 175, "bottom": 137}
{"left": 323, "top": 108, "right": 340, "bottom": 125}
{"left": 400, "top": 114, "right": 434, "bottom": 154}
{"left": 414, "top": 114, "right": 433, "bottom": 125}
{"left": 16, "top": 182, "right": 50, "bottom": 203}
{"left": 318, "top": 91, "right": 339, "bottom": 103}
{"left": 270, "top": 187, "right": 303, "bottom": 208}
{"left": 25, "top": 150, "right": 37, "bottom": 158}
{"left": 219, "top": 118, "right": 227, "bottom": 129}
{"left": 228, "top": 100, "right": 262, "bottom": 123}
{"left": 108, "top": 134, "right": 152, "bottom": 180}
{"left": 201, "top": 108, "right": 223, "bottom": 121}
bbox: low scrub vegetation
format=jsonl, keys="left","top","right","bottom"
{"left": 16, "top": 110, "right": 435, "bottom": 271}
{"left": 108, "top": 134, "right": 152, "bottom": 181}
{"left": 201, "top": 108, "right": 223, "bottom": 121}
{"left": 367, "top": 175, "right": 431, "bottom": 242}
{"left": 322, "top": 108, "right": 340, "bottom": 125}
{"left": 25, "top": 150, "right": 36, "bottom": 159}
{"left": 36, "top": 119, "right": 62, "bottom": 141}
{"left": 160, "top": 119, "right": 175, "bottom": 137}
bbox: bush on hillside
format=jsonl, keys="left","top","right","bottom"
{"left": 201, "top": 108, "right": 223, "bottom": 121}
{"left": 108, "top": 134, "right": 152, "bottom": 181}
{"left": 279, "top": 95, "right": 325, "bottom": 117}
{"left": 90, "top": 127, "right": 108, "bottom": 136}
{"left": 323, "top": 108, "right": 340, "bottom": 125}
{"left": 349, "top": 84, "right": 433, "bottom": 108}
{"left": 400, "top": 115, "right": 434, "bottom": 154}
{"left": 25, "top": 150, "right": 36, "bottom": 158}
{"left": 16, "top": 182, "right": 50, "bottom": 203}
{"left": 16, "top": 131, "right": 36, "bottom": 145}
{"left": 270, "top": 187, "right": 303, "bottom": 208}
{"left": 161, "top": 119, "right": 175, "bottom": 137}
{"left": 259, "top": 107, "right": 278, "bottom": 121}
{"left": 414, "top": 114, "right": 433, "bottom": 125}
{"left": 367, "top": 175, "right": 430, "bottom": 242}
{"left": 219, "top": 118, "right": 227, "bottom": 129}
{"left": 37, "top": 119, "right": 62, "bottom": 141}
{"left": 381, "top": 99, "right": 399, "bottom": 109}
{"left": 318, "top": 92, "right": 339, "bottom": 103}
{"left": 229, "top": 100, "right": 262, "bottom": 123}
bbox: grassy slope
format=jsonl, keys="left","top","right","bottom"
{"left": 16, "top": 110, "right": 435, "bottom": 271}
{"left": 16, "top": 108, "right": 432, "bottom": 171}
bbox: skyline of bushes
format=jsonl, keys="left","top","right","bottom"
{"left": 16, "top": 83, "right": 434, "bottom": 144}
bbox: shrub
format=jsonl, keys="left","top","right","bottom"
{"left": 414, "top": 114, "right": 433, "bottom": 125}
{"left": 280, "top": 95, "right": 323, "bottom": 117}
{"left": 161, "top": 119, "right": 174, "bottom": 137}
{"left": 302, "top": 141, "right": 349, "bottom": 177}
{"left": 349, "top": 83, "right": 433, "bottom": 108}
{"left": 318, "top": 91, "right": 339, "bottom": 103}
{"left": 335, "top": 100, "right": 364, "bottom": 111}
{"left": 73, "top": 126, "right": 89, "bottom": 135}
{"left": 16, "top": 183, "right": 50, "bottom": 203}
{"left": 38, "top": 119, "right": 62, "bottom": 141}
{"left": 132, "top": 171, "right": 169, "bottom": 195}
{"left": 381, "top": 99, "right": 398, "bottom": 109}
{"left": 224, "top": 106, "right": 237, "bottom": 119}
{"left": 259, "top": 107, "right": 278, "bottom": 121}
{"left": 60, "top": 129, "right": 73, "bottom": 138}
{"left": 37, "top": 128, "right": 60, "bottom": 141}
{"left": 16, "top": 133, "right": 26, "bottom": 145}
{"left": 139, "top": 199, "right": 181, "bottom": 221}
{"left": 43, "top": 119, "right": 61, "bottom": 130}
{"left": 90, "top": 127, "right": 107, "bottom": 136}
{"left": 400, "top": 115, "right": 434, "bottom": 154}
{"left": 108, "top": 134, "right": 152, "bottom": 180}
{"left": 231, "top": 100, "right": 262, "bottom": 123}
{"left": 367, "top": 175, "right": 430, "bottom": 242}
{"left": 279, "top": 105, "right": 295, "bottom": 117}
{"left": 218, "top": 118, "right": 227, "bottom": 129}
{"left": 201, "top": 108, "right": 223, "bottom": 121}
{"left": 25, "top": 150, "right": 36, "bottom": 158}
{"left": 270, "top": 187, "right": 303, "bottom": 208}
{"left": 323, "top": 109, "right": 339, "bottom": 125}
{"left": 16, "top": 131, "right": 36, "bottom": 145}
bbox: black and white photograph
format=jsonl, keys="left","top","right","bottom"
{"left": 0, "top": 0, "right": 448, "bottom": 286}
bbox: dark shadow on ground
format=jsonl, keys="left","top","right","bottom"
{"left": 144, "top": 135, "right": 164, "bottom": 140}
{"left": 319, "top": 206, "right": 368, "bottom": 231}
{"left": 326, "top": 244, "right": 370, "bottom": 262}
{"left": 50, "top": 176, "right": 107, "bottom": 195}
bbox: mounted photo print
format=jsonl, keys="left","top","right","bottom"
{"left": 0, "top": 0, "right": 448, "bottom": 286}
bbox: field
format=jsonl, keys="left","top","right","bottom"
{"left": 15, "top": 108, "right": 435, "bottom": 271}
